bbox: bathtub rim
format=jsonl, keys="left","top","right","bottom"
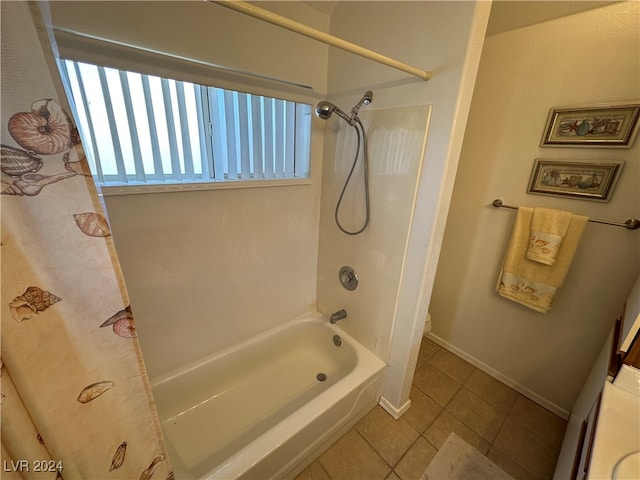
{"left": 150, "top": 310, "right": 387, "bottom": 479}
{"left": 208, "top": 314, "right": 387, "bottom": 479}
{"left": 150, "top": 310, "right": 356, "bottom": 388}
{"left": 235, "top": 371, "right": 384, "bottom": 480}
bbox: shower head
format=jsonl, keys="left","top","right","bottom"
{"left": 315, "top": 91, "right": 373, "bottom": 125}
{"left": 315, "top": 101, "right": 352, "bottom": 123}
{"left": 351, "top": 91, "right": 373, "bottom": 117}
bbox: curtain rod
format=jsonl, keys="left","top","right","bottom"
{"left": 492, "top": 199, "right": 640, "bottom": 230}
{"left": 207, "top": 0, "right": 432, "bottom": 81}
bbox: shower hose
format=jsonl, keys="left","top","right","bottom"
{"left": 335, "top": 116, "right": 370, "bottom": 236}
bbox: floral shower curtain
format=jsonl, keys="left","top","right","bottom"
{"left": 1, "top": 3, "right": 171, "bottom": 479}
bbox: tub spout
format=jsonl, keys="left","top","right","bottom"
{"left": 330, "top": 309, "right": 347, "bottom": 324}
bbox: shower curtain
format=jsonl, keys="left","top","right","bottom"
{"left": 1, "top": 3, "right": 171, "bottom": 479}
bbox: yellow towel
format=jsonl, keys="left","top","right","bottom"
{"left": 497, "top": 207, "right": 588, "bottom": 313}
{"left": 527, "top": 207, "right": 573, "bottom": 265}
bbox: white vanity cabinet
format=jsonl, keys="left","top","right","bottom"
{"left": 553, "top": 329, "right": 612, "bottom": 479}
{"left": 554, "top": 274, "right": 640, "bottom": 480}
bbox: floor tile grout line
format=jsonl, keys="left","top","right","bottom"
{"left": 352, "top": 425, "right": 395, "bottom": 474}
{"left": 439, "top": 372, "right": 559, "bottom": 472}
{"left": 452, "top": 383, "right": 524, "bottom": 446}
{"left": 354, "top": 404, "right": 440, "bottom": 478}
{"left": 443, "top": 386, "right": 507, "bottom": 445}
{"left": 504, "top": 396, "right": 567, "bottom": 452}
{"left": 389, "top": 431, "right": 425, "bottom": 472}
{"left": 419, "top": 343, "right": 440, "bottom": 358}
{"left": 319, "top": 427, "right": 394, "bottom": 480}
{"left": 310, "top": 339, "right": 564, "bottom": 480}
{"left": 491, "top": 392, "right": 519, "bottom": 442}
{"left": 488, "top": 441, "right": 542, "bottom": 480}
{"left": 426, "top": 348, "right": 478, "bottom": 384}
{"left": 316, "top": 457, "right": 332, "bottom": 480}
{"left": 423, "top": 404, "right": 529, "bottom": 477}
{"left": 411, "top": 366, "right": 464, "bottom": 410}
{"left": 427, "top": 341, "right": 567, "bottom": 450}
{"left": 416, "top": 340, "right": 565, "bottom": 479}
{"left": 426, "top": 360, "right": 469, "bottom": 386}
{"left": 412, "top": 372, "right": 463, "bottom": 411}
{"left": 478, "top": 392, "right": 562, "bottom": 478}
{"left": 391, "top": 434, "right": 441, "bottom": 480}
{"left": 412, "top": 360, "right": 539, "bottom": 475}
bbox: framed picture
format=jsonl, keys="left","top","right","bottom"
{"left": 541, "top": 102, "right": 640, "bottom": 148}
{"left": 527, "top": 159, "right": 624, "bottom": 202}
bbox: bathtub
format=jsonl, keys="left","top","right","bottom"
{"left": 150, "top": 311, "right": 387, "bottom": 479}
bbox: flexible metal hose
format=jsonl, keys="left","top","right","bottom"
{"left": 334, "top": 116, "right": 370, "bottom": 235}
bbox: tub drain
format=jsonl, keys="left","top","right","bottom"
{"left": 316, "top": 373, "right": 327, "bottom": 382}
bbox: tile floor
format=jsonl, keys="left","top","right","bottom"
{"left": 295, "top": 336, "right": 567, "bottom": 480}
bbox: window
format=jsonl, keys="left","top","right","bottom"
{"left": 57, "top": 59, "right": 312, "bottom": 189}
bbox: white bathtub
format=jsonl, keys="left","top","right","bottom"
{"left": 150, "top": 311, "right": 387, "bottom": 479}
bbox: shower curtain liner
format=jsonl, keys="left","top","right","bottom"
{"left": 1, "top": 3, "right": 171, "bottom": 479}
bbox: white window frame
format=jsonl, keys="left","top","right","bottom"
{"left": 57, "top": 58, "right": 313, "bottom": 196}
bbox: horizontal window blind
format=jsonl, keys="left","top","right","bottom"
{"left": 57, "top": 59, "right": 312, "bottom": 186}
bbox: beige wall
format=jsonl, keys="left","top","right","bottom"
{"left": 430, "top": 2, "right": 640, "bottom": 414}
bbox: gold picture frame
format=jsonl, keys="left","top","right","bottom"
{"left": 541, "top": 102, "right": 640, "bottom": 148}
{"left": 527, "top": 158, "right": 624, "bottom": 202}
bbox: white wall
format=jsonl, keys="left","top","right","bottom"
{"left": 430, "top": 2, "right": 640, "bottom": 414}
{"left": 49, "top": 1, "right": 330, "bottom": 378}
{"left": 317, "top": 105, "right": 430, "bottom": 354}
{"left": 49, "top": 1, "right": 330, "bottom": 95}
{"left": 318, "top": 1, "right": 490, "bottom": 414}
{"left": 48, "top": 1, "right": 492, "bottom": 401}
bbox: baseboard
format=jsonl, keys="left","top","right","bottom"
{"left": 379, "top": 396, "right": 412, "bottom": 419}
{"left": 426, "top": 332, "right": 570, "bottom": 420}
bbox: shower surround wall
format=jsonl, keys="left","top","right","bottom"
{"left": 48, "top": 0, "right": 491, "bottom": 417}
{"left": 317, "top": 105, "right": 430, "bottom": 355}
{"left": 318, "top": 1, "right": 490, "bottom": 415}
{"left": 48, "top": 1, "right": 330, "bottom": 378}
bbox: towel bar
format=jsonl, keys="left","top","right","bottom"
{"left": 491, "top": 199, "right": 640, "bottom": 230}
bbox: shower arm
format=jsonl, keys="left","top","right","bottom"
{"left": 351, "top": 91, "right": 373, "bottom": 119}
{"left": 207, "top": 0, "right": 432, "bottom": 81}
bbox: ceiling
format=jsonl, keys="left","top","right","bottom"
{"left": 303, "top": 1, "right": 337, "bottom": 15}
{"left": 486, "top": 1, "right": 621, "bottom": 36}
{"left": 303, "top": 1, "right": 620, "bottom": 37}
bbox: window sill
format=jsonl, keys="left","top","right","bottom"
{"left": 99, "top": 178, "right": 312, "bottom": 196}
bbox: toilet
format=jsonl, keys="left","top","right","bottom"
{"left": 424, "top": 312, "right": 432, "bottom": 336}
